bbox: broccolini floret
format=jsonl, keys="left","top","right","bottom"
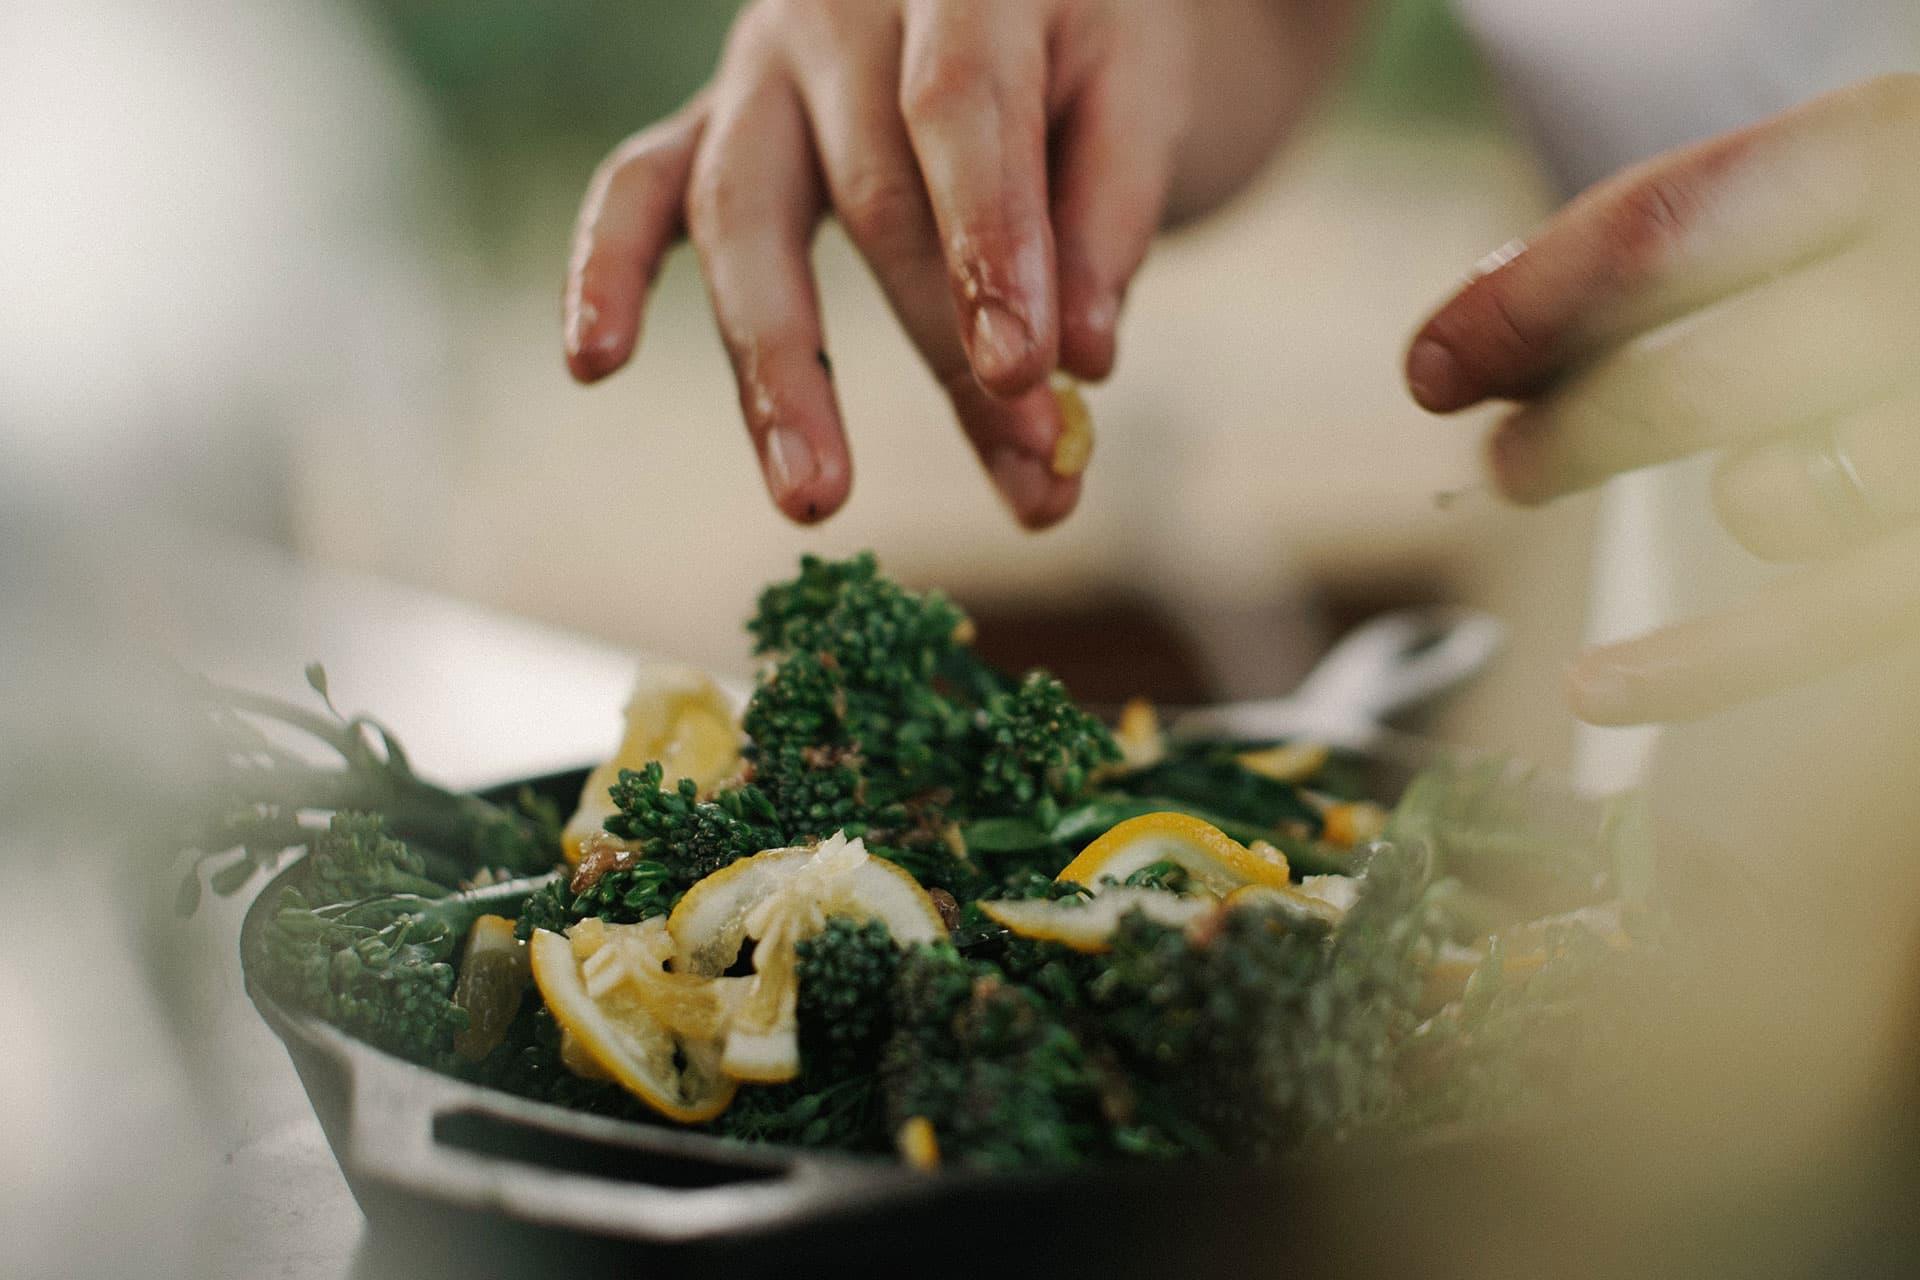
{"left": 512, "top": 858, "right": 676, "bottom": 941}
{"left": 795, "top": 918, "right": 901, "bottom": 1077}
{"left": 974, "top": 672, "right": 1121, "bottom": 817}
{"left": 738, "top": 553, "right": 1113, "bottom": 855}
{"left": 601, "top": 762, "right": 783, "bottom": 890}
{"left": 881, "top": 943, "right": 1107, "bottom": 1170}
{"left": 249, "top": 813, "right": 553, "bottom": 1067}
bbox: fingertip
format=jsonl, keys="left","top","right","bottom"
{"left": 565, "top": 330, "right": 634, "bottom": 383}
{"left": 762, "top": 423, "right": 853, "bottom": 525}
{"left": 1059, "top": 292, "right": 1119, "bottom": 382}
{"left": 987, "top": 446, "right": 1081, "bottom": 530}
{"left": 563, "top": 284, "right": 639, "bottom": 382}
{"left": 1484, "top": 413, "right": 1555, "bottom": 506}
{"left": 1019, "top": 472, "right": 1083, "bottom": 530}
{"left": 1406, "top": 336, "right": 1470, "bottom": 413}
{"left": 968, "top": 302, "right": 1053, "bottom": 397}
{"left": 1564, "top": 649, "right": 1639, "bottom": 726}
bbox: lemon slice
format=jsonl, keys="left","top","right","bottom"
{"left": 1057, "top": 812, "right": 1294, "bottom": 897}
{"left": 528, "top": 926, "right": 737, "bottom": 1122}
{"left": 1222, "top": 875, "right": 1356, "bottom": 927}
{"left": 562, "top": 665, "right": 744, "bottom": 864}
{"left": 575, "top": 916, "right": 750, "bottom": 1041}
{"left": 451, "top": 913, "right": 530, "bottom": 1062}
{"left": 1319, "top": 800, "right": 1387, "bottom": 848}
{"left": 1109, "top": 697, "right": 1166, "bottom": 772}
{"left": 1235, "top": 741, "right": 1329, "bottom": 784}
{"left": 978, "top": 889, "right": 1215, "bottom": 952}
{"left": 667, "top": 832, "right": 946, "bottom": 1082}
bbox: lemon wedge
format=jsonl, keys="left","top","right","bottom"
{"left": 977, "top": 889, "right": 1215, "bottom": 953}
{"left": 562, "top": 666, "right": 743, "bottom": 865}
{"left": 528, "top": 926, "right": 738, "bottom": 1122}
{"left": 667, "top": 832, "right": 947, "bottom": 1082}
{"left": 1057, "top": 812, "right": 1295, "bottom": 897}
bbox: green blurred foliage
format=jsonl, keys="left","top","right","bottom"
{"left": 1347, "top": 0, "right": 1496, "bottom": 123}
{"left": 353, "top": 0, "right": 1491, "bottom": 241}
{"left": 363, "top": 0, "right": 741, "bottom": 163}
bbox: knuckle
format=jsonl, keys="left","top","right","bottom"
{"left": 1604, "top": 174, "right": 1697, "bottom": 269}
{"left": 900, "top": 48, "right": 990, "bottom": 123}
{"left": 835, "top": 165, "right": 927, "bottom": 249}
{"left": 683, "top": 162, "right": 741, "bottom": 249}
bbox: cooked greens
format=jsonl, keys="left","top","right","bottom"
{"left": 187, "top": 553, "right": 1654, "bottom": 1171}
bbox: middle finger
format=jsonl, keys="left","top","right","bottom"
{"left": 784, "top": 4, "right": 1080, "bottom": 527}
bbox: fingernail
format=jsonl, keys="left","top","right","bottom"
{"left": 1082, "top": 292, "right": 1118, "bottom": 344}
{"left": 988, "top": 446, "right": 1055, "bottom": 520}
{"left": 564, "top": 296, "right": 596, "bottom": 358}
{"left": 1407, "top": 339, "right": 1464, "bottom": 411}
{"left": 764, "top": 425, "right": 817, "bottom": 501}
{"left": 971, "top": 303, "right": 1034, "bottom": 387}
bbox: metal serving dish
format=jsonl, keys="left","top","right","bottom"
{"left": 239, "top": 611, "right": 1531, "bottom": 1278}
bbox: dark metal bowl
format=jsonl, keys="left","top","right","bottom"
{"left": 238, "top": 761, "right": 1541, "bottom": 1280}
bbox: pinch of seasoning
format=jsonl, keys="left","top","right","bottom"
{"left": 897, "top": 1116, "right": 942, "bottom": 1171}
{"left": 1049, "top": 375, "right": 1095, "bottom": 477}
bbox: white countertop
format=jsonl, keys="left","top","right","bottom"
{"left": 6, "top": 535, "right": 657, "bottom": 1280}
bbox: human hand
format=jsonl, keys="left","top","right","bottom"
{"left": 1406, "top": 75, "right": 1920, "bottom": 725}
{"left": 563, "top": 0, "right": 1219, "bottom": 528}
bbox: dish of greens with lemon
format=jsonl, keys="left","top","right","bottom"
{"left": 183, "top": 553, "right": 1655, "bottom": 1171}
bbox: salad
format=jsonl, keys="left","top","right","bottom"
{"left": 183, "top": 553, "right": 1653, "bottom": 1170}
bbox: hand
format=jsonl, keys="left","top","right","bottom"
{"left": 563, "top": 0, "right": 1200, "bottom": 528}
{"left": 1406, "top": 75, "right": 1920, "bottom": 726}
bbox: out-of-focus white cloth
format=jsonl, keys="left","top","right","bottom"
{"left": 1455, "top": 0, "right": 1920, "bottom": 793}
{"left": 0, "top": 0, "right": 450, "bottom": 535}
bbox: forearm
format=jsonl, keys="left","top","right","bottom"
{"left": 1167, "top": 0, "right": 1371, "bottom": 224}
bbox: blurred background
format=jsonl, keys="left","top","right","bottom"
{"left": 1, "top": 0, "right": 1592, "bottom": 765}
{"left": 0, "top": 3, "right": 1607, "bottom": 1276}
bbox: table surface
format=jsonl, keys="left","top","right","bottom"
{"left": 145, "top": 539, "right": 653, "bottom": 1279}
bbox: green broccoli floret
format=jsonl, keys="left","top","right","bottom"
{"left": 975, "top": 672, "right": 1120, "bottom": 817}
{"left": 703, "top": 918, "right": 903, "bottom": 1152}
{"left": 1089, "top": 841, "right": 1439, "bottom": 1156}
{"left": 795, "top": 918, "right": 900, "bottom": 1077}
{"left": 512, "top": 859, "right": 676, "bottom": 941}
{"left": 249, "top": 816, "right": 553, "bottom": 1066}
{"left": 293, "top": 811, "right": 447, "bottom": 904}
{"left": 602, "top": 762, "right": 784, "bottom": 889}
{"left": 748, "top": 551, "right": 976, "bottom": 691}
{"left": 881, "top": 943, "right": 1106, "bottom": 1170}
{"left": 735, "top": 554, "right": 1111, "bottom": 867}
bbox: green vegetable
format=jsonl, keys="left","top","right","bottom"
{"left": 882, "top": 943, "right": 1106, "bottom": 1169}
{"left": 513, "top": 859, "right": 676, "bottom": 941}
{"left": 177, "top": 666, "right": 557, "bottom": 910}
{"left": 795, "top": 918, "right": 901, "bottom": 1078}
{"left": 248, "top": 813, "right": 554, "bottom": 1066}
{"left": 602, "top": 762, "right": 783, "bottom": 891}
{"left": 196, "top": 552, "right": 1659, "bottom": 1172}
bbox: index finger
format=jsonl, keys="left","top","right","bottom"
{"left": 1405, "top": 78, "right": 1895, "bottom": 415}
